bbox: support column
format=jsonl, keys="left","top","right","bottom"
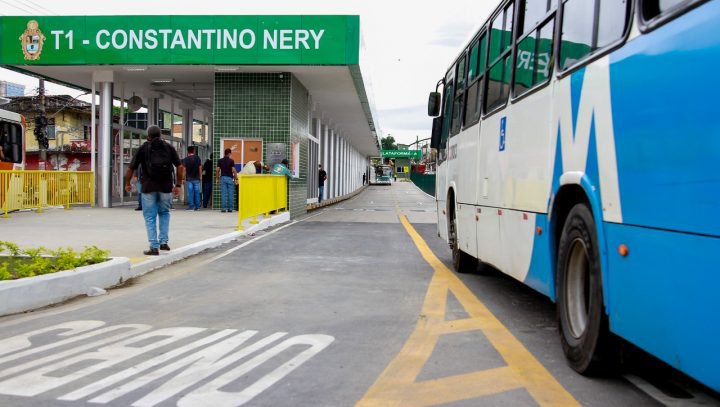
{"left": 321, "top": 124, "right": 328, "bottom": 169}
{"left": 181, "top": 103, "right": 194, "bottom": 151}
{"left": 147, "top": 96, "right": 161, "bottom": 126}
{"left": 342, "top": 137, "right": 346, "bottom": 195}
{"left": 330, "top": 130, "right": 337, "bottom": 199}
{"left": 338, "top": 136, "right": 347, "bottom": 196}
{"left": 98, "top": 81, "right": 113, "bottom": 208}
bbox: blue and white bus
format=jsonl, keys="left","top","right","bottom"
{"left": 427, "top": 0, "right": 719, "bottom": 391}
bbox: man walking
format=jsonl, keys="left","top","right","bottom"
{"left": 318, "top": 164, "right": 328, "bottom": 203}
{"left": 216, "top": 148, "right": 238, "bottom": 212}
{"left": 182, "top": 146, "right": 202, "bottom": 211}
{"left": 124, "top": 125, "right": 184, "bottom": 256}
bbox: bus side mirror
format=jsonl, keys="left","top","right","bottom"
{"left": 428, "top": 92, "right": 441, "bottom": 117}
{"left": 430, "top": 117, "right": 442, "bottom": 149}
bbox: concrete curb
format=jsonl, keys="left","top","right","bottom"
{"left": 0, "top": 257, "right": 131, "bottom": 316}
{"left": 0, "top": 212, "right": 290, "bottom": 316}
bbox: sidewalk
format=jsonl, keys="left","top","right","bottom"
{"left": 0, "top": 204, "right": 289, "bottom": 316}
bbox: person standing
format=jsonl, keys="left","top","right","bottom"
{"left": 318, "top": 164, "right": 328, "bottom": 203}
{"left": 124, "top": 125, "right": 184, "bottom": 256}
{"left": 202, "top": 153, "right": 213, "bottom": 208}
{"left": 181, "top": 146, "right": 202, "bottom": 211}
{"left": 362, "top": 172, "right": 366, "bottom": 185}
{"left": 216, "top": 148, "right": 238, "bottom": 212}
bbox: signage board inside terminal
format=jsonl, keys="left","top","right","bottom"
{"left": 0, "top": 15, "right": 359, "bottom": 65}
{"left": 381, "top": 150, "right": 421, "bottom": 159}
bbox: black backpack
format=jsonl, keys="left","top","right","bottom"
{"left": 144, "top": 138, "right": 174, "bottom": 181}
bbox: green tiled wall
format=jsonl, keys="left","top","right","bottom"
{"left": 213, "top": 72, "right": 308, "bottom": 218}
{"left": 290, "top": 76, "right": 310, "bottom": 218}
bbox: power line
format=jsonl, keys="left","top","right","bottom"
{"left": 25, "top": 0, "right": 56, "bottom": 15}
{"left": 0, "top": 0, "right": 48, "bottom": 15}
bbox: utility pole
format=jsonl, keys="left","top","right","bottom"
{"left": 35, "top": 78, "right": 48, "bottom": 170}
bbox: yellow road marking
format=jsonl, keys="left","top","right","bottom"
{"left": 356, "top": 215, "right": 579, "bottom": 406}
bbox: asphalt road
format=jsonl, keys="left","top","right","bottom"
{"left": 0, "top": 183, "right": 716, "bottom": 406}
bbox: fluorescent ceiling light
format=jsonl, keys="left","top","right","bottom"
{"left": 124, "top": 66, "right": 147, "bottom": 72}
{"left": 151, "top": 78, "right": 174, "bottom": 83}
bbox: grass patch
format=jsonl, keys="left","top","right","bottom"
{"left": 0, "top": 242, "right": 110, "bottom": 281}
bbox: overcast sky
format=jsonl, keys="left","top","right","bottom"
{"left": 0, "top": 0, "right": 496, "bottom": 147}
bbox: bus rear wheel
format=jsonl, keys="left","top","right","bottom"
{"left": 449, "top": 206, "right": 476, "bottom": 274}
{"left": 556, "top": 204, "right": 610, "bottom": 374}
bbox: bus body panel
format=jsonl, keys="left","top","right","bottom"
{"left": 608, "top": 2, "right": 720, "bottom": 238}
{"left": 454, "top": 126, "right": 481, "bottom": 206}
{"left": 436, "top": 158, "right": 450, "bottom": 241}
{"left": 605, "top": 222, "right": 720, "bottom": 391}
{"left": 457, "top": 203, "right": 478, "bottom": 258}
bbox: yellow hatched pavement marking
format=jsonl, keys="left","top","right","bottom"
{"left": 356, "top": 215, "right": 579, "bottom": 407}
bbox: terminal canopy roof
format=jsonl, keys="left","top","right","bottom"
{"left": 0, "top": 15, "right": 380, "bottom": 155}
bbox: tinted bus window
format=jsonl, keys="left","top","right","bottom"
{"left": 643, "top": 0, "right": 690, "bottom": 20}
{"left": 0, "top": 121, "right": 22, "bottom": 164}
{"left": 468, "top": 42, "right": 479, "bottom": 81}
{"left": 486, "top": 3, "right": 515, "bottom": 112}
{"left": 465, "top": 33, "right": 487, "bottom": 125}
{"left": 440, "top": 81, "right": 454, "bottom": 148}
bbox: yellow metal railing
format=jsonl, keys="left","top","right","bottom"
{"left": 1, "top": 170, "right": 95, "bottom": 218}
{"left": 236, "top": 174, "right": 287, "bottom": 230}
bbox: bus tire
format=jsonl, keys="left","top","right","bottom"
{"left": 449, "top": 207, "right": 476, "bottom": 274}
{"left": 556, "top": 203, "right": 609, "bottom": 374}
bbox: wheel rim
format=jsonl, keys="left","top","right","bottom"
{"left": 565, "top": 238, "right": 590, "bottom": 339}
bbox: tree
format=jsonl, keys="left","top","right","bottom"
{"left": 381, "top": 135, "right": 397, "bottom": 150}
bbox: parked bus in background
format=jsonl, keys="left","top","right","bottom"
{"left": 427, "top": 0, "right": 719, "bottom": 392}
{"left": 372, "top": 164, "right": 393, "bottom": 185}
{"left": 0, "top": 108, "right": 25, "bottom": 170}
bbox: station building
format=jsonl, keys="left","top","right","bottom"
{"left": 0, "top": 15, "right": 380, "bottom": 218}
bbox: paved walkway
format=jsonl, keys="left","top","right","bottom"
{"left": 1, "top": 205, "right": 255, "bottom": 263}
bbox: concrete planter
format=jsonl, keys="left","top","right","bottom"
{"left": 0, "top": 257, "right": 131, "bottom": 317}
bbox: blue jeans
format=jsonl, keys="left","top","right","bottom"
{"left": 319, "top": 185, "right": 324, "bottom": 203}
{"left": 220, "top": 176, "right": 235, "bottom": 211}
{"left": 141, "top": 191, "right": 172, "bottom": 249}
{"left": 186, "top": 179, "right": 201, "bottom": 209}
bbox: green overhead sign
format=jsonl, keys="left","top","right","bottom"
{"left": 382, "top": 149, "right": 421, "bottom": 159}
{"left": 0, "top": 15, "right": 359, "bottom": 65}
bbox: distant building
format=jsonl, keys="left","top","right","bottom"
{"left": 3, "top": 95, "right": 92, "bottom": 170}
{"left": 0, "top": 80, "right": 25, "bottom": 97}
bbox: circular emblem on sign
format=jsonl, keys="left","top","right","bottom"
{"left": 19, "top": 20, "right": 46, "bottom": 61}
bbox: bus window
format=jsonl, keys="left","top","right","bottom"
{"left": 440, "top": 80, "right": 454, "bottom": 149}
{"left": 515, "top": 18, "right": 555, "bottom": 96}
{"left": 642, "top": 0, "right": 689, "bottom": 20}
{"left": 560, "top": 0, "right": 593, "bottom": 70}
{"left": 597, "top": 0, "right": 628, "bottom": 48}
{"left": 467, "top": 41, "right": 479, "bottom": 81}
{"left": 0, "top": 121, "right": 22, "bottom": 164}
{"left": 451, "top": 57, "right": 466, "bottom": 135}
{"left": 560, "top": 0, "right": 629, "bottom": 70}
{"left": 465, "top": 34, "right": 486, "bottom": 125}
{"left": 485, "top": 2, "right": 515, "bottom": 112}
